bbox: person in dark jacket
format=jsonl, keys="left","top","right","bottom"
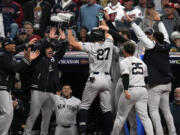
{"left": 125, "top": 12, "right": 177, "bottom": 135}
{"left": 23, "top": 28, "right": 68, "bottom": 135}
{"left": 1, "top": 0, "right": 24, "bottom": 39}
{"left": 23, "top": 0, "right": 51, "bottom": 37}
{"left": 0, "top": 38, "right": 40, "bottom": 135}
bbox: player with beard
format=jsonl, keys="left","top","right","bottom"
{"left": 23, "top": 28, "right": 68, "bottom": 135}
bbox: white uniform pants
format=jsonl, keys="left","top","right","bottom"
{"left": 0, "top": 91, "right": 13, "bottom": 135}
{"left": 111, "top": 87, "right": 154, "bottom": 135}
{"left": 55, "top": 125, "right": 78, "bottom": 135}
{"left": 80, "top": 73, "right": 112, "bottom": 113}
{"left": 148, "top": 83, "right": 177, "bottom": 135}
{"left": 23, "top": 90, "right": 53, "bottom": 135}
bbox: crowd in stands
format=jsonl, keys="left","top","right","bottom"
{"left": 0, "top": 0, "right": 180, "bottom": 134}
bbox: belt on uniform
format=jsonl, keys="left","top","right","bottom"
{"left": 129, "top": 85, "right": 146, "bottom": 88}
{"left": 93, "top": 72, "right": 109, "bottom": 75}
{"left": 0, "top": 86, "right": 7, "bottom": 90}
{"left": 59, "top": 124, "right": 76, "bottom": 128}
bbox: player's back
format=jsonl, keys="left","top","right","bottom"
{"left": 120, "top": 56, "right": 147, "bottom": 87}
{"left": 82, "top": 38, "right": 114, "bottom": 73}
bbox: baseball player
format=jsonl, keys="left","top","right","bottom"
{"left": 99, "top": 24, "right": 138, "bottom": 135}
{"left": 50, "top": 84, "right": 81, "bottom": 135}
{"left": 125, "top": 12, "right": 177, "bottom": 135}
{"left": 23, "top": 29, "right": 67, "bottom": 135}
{"left": 111, "top": 41, "right": 154, "bottom": 135}
{"left": 68, "top": 27, "right": 115, "bottom": 135}
{"left": 0, "top": 38, "right": 40, "bottom": 135}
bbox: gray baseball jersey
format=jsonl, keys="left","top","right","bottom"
{"left": 112, "top": 56, "right": 154, "bottom": 135}
{"left": 81, "top": 38, "right": 114, "bottom": 73}
{"left": 120, "top": 56, "right": 148, "bottom": 86}
{"left": 51, "top": 94, "right": 81, "bottom": 125}
{"left": 80, "top": 38, "right": 115, "bottom": 113}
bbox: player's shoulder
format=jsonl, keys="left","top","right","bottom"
{"left": 104, "top": 38, "right": 114, "bottom": 47}
{"left": 120, "top": 57, "right": 129, "bottom": 65}
{"left": 72, "top": 96, "right": 81, "bottom": 102}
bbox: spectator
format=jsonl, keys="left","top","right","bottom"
{"left": 23, "top": 22, "right": 41, "bottom": 41}
{"left": 154, "top": 0, "right": 162, "bottom": 13}
{"left": 0, "top": 12, "right": 5, "bottom": 38}
{"left": 45, "top": 0, "right": 60, "bottom": 7}
{"left": 15, "top": 28, "right": 28, "bottom": 45}
{"left": 115, "top": 0, "right": 142, "bottom": 28}
{"left": 104, "top": 0, "right": 124, "bottom": 26}
{"left": 77, "top": 0, "right": 103, "bottom": 31}
{"left": 51, "top": 0, "right": 79, "bottom": 21}
{"left": 139, "top": 2, "right": 160, "bottom": 31}
{"left": 1, "top": 0, "right": 23, "bottom": 39}
{"left": 23, "top": 0, "right": 51, "bottom": 36}
{"left": 77, "top": 26, "right": 90, "bottom": 42}
{"left": 161, "top": 0, "right": 170, "bottom": 14}
{"left": 135, "top": 0, "right": 147, "bottom": 16}
{"left": 170, "top": 31, "right": 180, "bottom": 52}
{"left": 161, "top": 2, "right": 180, "bottom": 37}
{"left": 170, "top": 87, "right": 180, "bottom": 135}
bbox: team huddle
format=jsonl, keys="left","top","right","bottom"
{"left": 0, "top": 10, "right": 177, "bottom": 135}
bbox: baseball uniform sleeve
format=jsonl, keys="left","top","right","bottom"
{"left": 143, "top": 63, "right": 148, "bottom": 77}
{"left": 120, "top": 60, "right": 130, "bottom": 75}
{"left": 113, "top": 46, "right": 120, "bottom": 56}
{"left": 81, "top": 42, "right": 93, "bottom": 53}
{"left": 104, "top": 38, "right": 114, "bottom": 44}
{"left": 131, "top": 22, "right": 155, "bottom": 50}
{"left": 158, "top": 21, "right": 170, "bottom": 44}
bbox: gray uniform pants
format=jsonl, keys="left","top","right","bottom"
{"left": 148, "top": 83, "right": 177, "bottom": 135}
{"left": 0, "top": 91, "right": 13, "bottom": 135}
{"left": 111, "top": 78, "right": 123, "bottom": 114}
{"left": 80, "top": 73, "right": 112, "bottom": 113}
{"left": 55, "top": 125, "right": 78, "bottom": 135}
{"left": 111, "top": 87, "right": 154, "bottom": 135}
{"left": 23, "top": 90, "right": 53, "bottom": 135}
{"left": 112, "top": 78, "right": 137, "bottom": 135}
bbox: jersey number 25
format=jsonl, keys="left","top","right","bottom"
{"left": 97, "top": 47, "right": 110, "bottom": 60}
{"left": 132, "top": 63, "right": 143, "bottom": 75}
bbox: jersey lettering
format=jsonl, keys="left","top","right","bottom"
{"left": 57, "top": 104, "right": 77, "bottom": 112}
{"left": 132, "top": 63, "right": 143, "bottom": 75}
{"left": 97, "top": 47, "right": 110, "bottom": 60}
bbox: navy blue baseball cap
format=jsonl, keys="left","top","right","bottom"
{"left": 2, "top": 38, "right": 15, "bottom": 47}
{"left": 144, "top": 27, "right": 154, "bottom": 35}
{"left": 17, "top": 28, "right": 27, "bottom": 35}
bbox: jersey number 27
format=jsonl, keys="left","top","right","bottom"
{"left": 97, "top": 47, "right": 110, "bottom": 60}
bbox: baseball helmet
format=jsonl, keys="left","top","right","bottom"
{"left": 90, "top": 28, "right": 105, "bottom": 42}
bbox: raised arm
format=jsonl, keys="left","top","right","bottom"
{"left": 124, "top": 12, "right": 155, "bottom": 50}
{"left": 158, "top": 21, "right": 170, "bottom": 44}
{"left": 67, "top": 29, "right": 82, "bottom": 51}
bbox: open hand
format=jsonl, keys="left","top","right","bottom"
{"left": 124, "top": 11, "right": 133, "bottom": 22}
{"left": 28, "top": 38, "right": 38, "bottom": 46}
{"left": 103, "top": 10, "right": 110, "bottom": 21}
{"left": 99, "top": 25, "right": 109, "bottom": 31}
{"left": 49, "top": 27, "right": 58, "bottom": 39}
{"left": 59, "top": 29, "right": 66, "bottom": 40}
{"left": 24, "top": 48, "right": 40, "bottom": 62}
